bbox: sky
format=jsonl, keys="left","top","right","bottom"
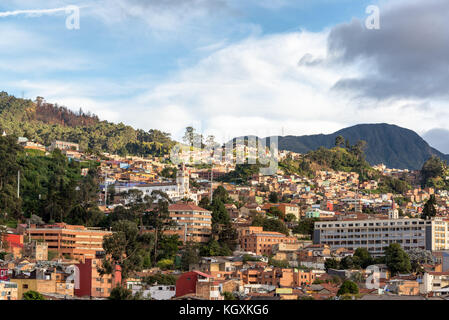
{"left": 1, "top": 0, "right": 449, "bottom": 151}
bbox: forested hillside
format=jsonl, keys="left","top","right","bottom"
{"left": 0, "top": 92, "right": 175, "bottom": 157}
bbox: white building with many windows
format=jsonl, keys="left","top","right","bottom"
{"left": 313, "top": 218, "right": 433, "bottom": 256}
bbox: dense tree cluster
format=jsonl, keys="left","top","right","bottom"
{"left": 198, "top": 186, "right": 239, "bottom": 257}
{"left": 0, "top": 135, "right": 102, "bottom": 224}
{"left": 251, "top": 214, "right": 289, "bottom": 236}
{"left": 0, "top": 92, "right": 175, "bottom": 157}
{"left": 420, "top": 156, "right": 449, "bottom": 190}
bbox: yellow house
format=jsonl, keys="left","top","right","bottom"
{"left": 11, "top": 278, "right": 56, "bottom": 299}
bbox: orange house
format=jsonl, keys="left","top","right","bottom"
{"left": 241, "top": 229, "right": 298, "bottom": 256}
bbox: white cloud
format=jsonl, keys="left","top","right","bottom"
{"left": 9, "top": 27, "right": 447, "bottom": 144}
{"left": 0, "top": 7, "right": 69, "bottom": 17}
{"left": 3, "top": 0, "right": 449, "bottom": 145}
{"left": 106, "top": 28, "right": 449, "bottom": 142}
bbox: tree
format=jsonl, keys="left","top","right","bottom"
{"left": 285, "top": 213, "right": 297, "bottom": 223}
{"left": 108, "top": 285, "right": 139, "bottom": 300}
{"left": 210, "top": 197, "right": 231, "bottom": 227}
{"left": 99, "top": 220, "right": 153, "bottom": 281}
{"left": 156, "top": 258, "right": 174, "bottom": 270}
{"left": 160, "top": 167, "right": 177, "bottom": 179}
{"left": 353, "top": 248, "right": 373, "bottom": 269}
{"left": 223, "top": 291, "right": 237, "bottom": 300}
{"left": 213, "top": 186, "right": 230, "bottom": 204}
{"left": 337, "top": 280, "right": 359, "bottom": 296}
{"left": 0, "top": 135, "right": 23, "bottom": 219}
{"left": 340, "top": 256, "right": 359, "bottom": 270}
{"left": 199, "top": 239, "right": 232, "bottom": 257}
{"left": 421, "top": 195, "right": 437, "bottom": 220}
{"left": 335, "top": 135, "right": 345, "bottom": 147}
{"left": 268, "top": 192, "right": 279, "bottom": 203}
{"left": 143, "top": 191, "right": 175, "bottom": 265}
{"left": 144, "top": 273, "right": 177, "bottom": 286}
{"left": 293, "top": 218, "right": 317, "bottom": 237}
{"left": 384, "top": 243, "right": 411, "bottom": 275}
{"left": 157, "top": 235, "right": 181, "bottom": 261}
{"left": 351, "top": 140, "right": 367, "bottom": 161}
{"left": 217, "top": 223, "right": 239, "bottom": 251}
{"left": 183, "top": 126, "right": 196, "bottom": 147}
{"left": 324, "top": 258, "right": 339, "bottom": 271}
{"left": 251, "top": 215, "right": 289, "bottom": 236}
{"left": 23, "top": 290, "right": 45, "bottom": 300}
{"left": 407, "top": 248, "right": 434, "bottom": 273}
{"left": 267, "top": 206, "right": 283, "bottom": 219}
{"left": 421, "top": 156, "right": 445, "bottom": 187}
{"left": 180, "top": 242, "right": 200, "bottom": 271}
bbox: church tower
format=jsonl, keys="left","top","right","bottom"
{"left": 176, "top": 163, "right": 190, "bottom": 196}
{"left": 388, "top": 201, "right": 399, "bottom": 219}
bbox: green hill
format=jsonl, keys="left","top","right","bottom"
{"left": 0, "top": 92, "right": 175, "bottom": 157}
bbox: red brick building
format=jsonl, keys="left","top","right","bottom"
{"left": 75, "top": 258, "right": 121, "bottom": 298}
{"left": 175, "top": 270, "right": 213, "bottom": 298}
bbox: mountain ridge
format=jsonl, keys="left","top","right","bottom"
{"left": 231, "top": 123, "right": 449, "bottom": 170}
{"left": 274, "top": 123, "right": 449, "bottom": 170}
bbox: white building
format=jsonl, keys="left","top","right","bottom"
{"left": 127, "top": 281, "right": 176, "bottom": 300}
{"left": 114, "top": 164, "right": 198, "bottom": 204}
{"left": 419, "top": 272, "right": 449, "bottom": 295}
{"left": 313, "top": 218, "right": 431, "bottom": 256}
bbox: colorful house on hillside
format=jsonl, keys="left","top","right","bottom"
{"left": 75, "top": 258, "right": 121, "bottom": 298}
{"left": 175, "top": 270, "right": 222, "bottom": 299}
{"left": 0, "top": 266, "right": 10, "bottom": 281}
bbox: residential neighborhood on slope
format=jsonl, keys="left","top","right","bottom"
{"left": 1, "top": 131, "right": 449, "bottom": 301}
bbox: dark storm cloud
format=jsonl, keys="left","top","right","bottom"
{"left": 327, "top": 0, "right": 449, "bottom": 100}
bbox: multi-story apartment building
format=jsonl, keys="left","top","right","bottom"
{"left": 429, "top": 218, "right": 449, "bottom": 251}
{"left": 168, "top": 203, "right": 212, "bottom": 243}
{"left": 240, "top": 226, "right": 298, "bottom": 256}
{"left": 313, "top": 218, "right": 433, "bottom": 256}
{"left": 27, "top": 223, "right": 112, "bottom": 262}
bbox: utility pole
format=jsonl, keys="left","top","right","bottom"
{"left": 17, "top": 170, "right": 20, "bottom": 199}
{"left": 104, "top": 172, "right": 108, "bottom": 206}
{"left": 210, "top": 165, "right": 213, "bottom": 204}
